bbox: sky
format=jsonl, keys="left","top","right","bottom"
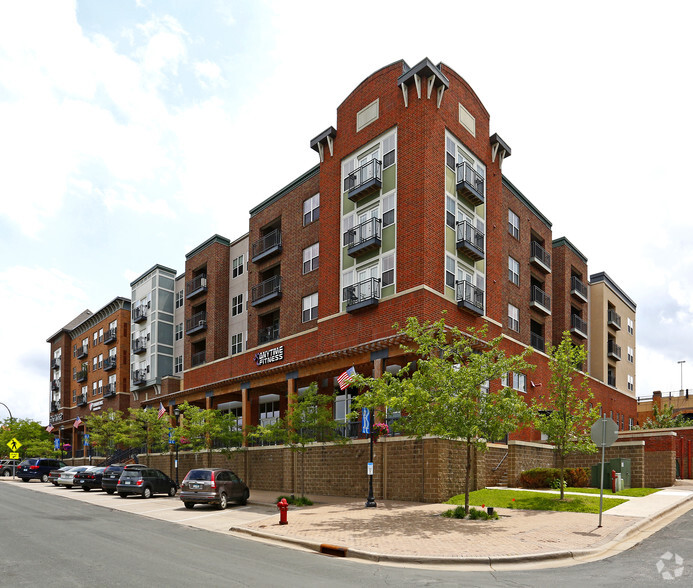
{"left": 1, "top": 0, "right": 692, "bottom": 424}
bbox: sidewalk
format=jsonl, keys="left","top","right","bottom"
{"left": 231, "top": 481, "right": 693, "bottom": 566}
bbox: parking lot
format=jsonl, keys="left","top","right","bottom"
{"left": 0, "top": 477, "right": 280, "bottom": 535}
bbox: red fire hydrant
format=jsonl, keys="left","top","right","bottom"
{"left": 611, "top": 469, "right": 617, "bottom": 493}
{"left": 277, "top": 498, "right": 289, "bottom": 525}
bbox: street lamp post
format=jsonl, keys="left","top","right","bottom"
{"left": 174, "top": 407, "right": 180, "bottom": 486}
{"left": 678, "top": 360, "right": 686, "bottom": 393}
{"left": 0, "top": 401, "right": 13, "bottom": 421}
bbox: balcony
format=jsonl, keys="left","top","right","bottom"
{"left": 455, "top": 220, "right": 485, "bottom": 261}
{"left": 346, "top": 159, "right": 382, "bottom": 202}
{"left": 76, "top": 345, "right": 88, "bottom": 359}
{"left": 51, "top": 358, "right": 60, "bottom": 370}
{"left": 186, "top": 311, "right": 207, "bottom": 335}
{"left": 455, "top": 161, "right": 485, "bottom": 206}
{"left": 346, "top": 218, "right": 382, "bottom": 258}
{"left": 132, "top": 337, "right": 147, "bottom": 354}
{"left": 258, "top": 324, "right": 280, "bottom": 345}
{"left": 103, "top": 382, "right": 116, "bottom": 398}
{"left": 191, "top": 351, "right": 206, "bottom": 368}
{"left": 570, "top": 276, "right": 588, "bottom": 303}
{"left": 608, "top": 309, "right": 622, "bottom": 330}
{"left": 51, "top": 380, "right": 60, "bottom": 392}
{"left": 345, "top": 277, "right": 381, "bottom": 313}
{"left": 608, "top": 371, "right": 616, "bottom": 387}
{"left": 456, "top": 280, "right": 484, "bottom": 316}
{"left": 132, "top": 369, "right": 148, "bottom": 386}
{"left": 76, "top": 369, "right": 88, "bottom": 383}
{"left": 186, "top": 274, "right": 208, "bottom": 299}
{"left": 252, "top": 229, "right": 282, "bottom": 263}
{"left": 530, "top": 332, "right": 545, "bottom": 352}
{"left": 104, "top": 328, "right": 117, "bottom": 344}
{"left": 133, "top": 306, "right": 148, "bottom": 323}
{"left": 530, "top": 241, "right": 551, "bottom": 273}
{"left": 50, "top": 400, "right": 60, "bottom": 412}
{"left": 103, "top": 356, "right": 117, "bottom": 371}
{"left": 530, "top": 285, "right": 551, "bottom": 315}
{"left": 251, "top": 275, "right": 282, "bottom": 307}
{"left": 571, "top": 314, "right": 588, "bottom": 339}
{"left": 608, "top": 339, "right": 622, "bottom": 361}
{"left": 77, "top": 394, "right": 87, "bottom": 407}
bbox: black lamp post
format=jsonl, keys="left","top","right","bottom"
{"left": 365, "top": 408, "right": 377, "bottom": 508}
{"left": 174, "top": 407, "right": 180, "bottom": 486}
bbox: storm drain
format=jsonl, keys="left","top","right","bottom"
{"left": 320, "top": 544, "right": 348, "bottom": 557}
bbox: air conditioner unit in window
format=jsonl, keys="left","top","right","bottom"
{"left": 201, "top": 278, "right": 207, "bottom": 288}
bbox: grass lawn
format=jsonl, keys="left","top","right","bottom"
{"left": 446, "top": 489, "right": 627, "bottom": 514}
{"left": 564, "top": 487, "right": 660, "bottom": 497}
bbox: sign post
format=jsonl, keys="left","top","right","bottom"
{"left": 6, "top": 438, "right": 21, "bottom": 479}
{"left": 591, "top": 417, "right": 619, "bottom": 527}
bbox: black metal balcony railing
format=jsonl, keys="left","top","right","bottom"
{"left": 258, "top": 324, "right": 280, "bottom": 345}
{"left": 50, "top": 400, "right": 60, "bottom": 412}
{"left": 530, "top": 285, "right": 551, "bottom": 314}
{"left": 608, "top": 371, "right": 617, "bottom": 387}
{"left": 608, "top": 309, "right": 622, "bottom": 330}
{"left": 104, "top": 328, "right": 117, "bottom": 344}
{"left": 51, "top": 358, "right": 60, "bottom": 370}
{"left": 345, "top": 217, "right": 382, "bottom": 257}
{"left": 77, "top": 394, "right": 87, "bottom": 407}
{"left": 76, "top": 369, "right": 88, "bottom": 383}
{"left": 76, "top": 345, "right": 88, "bottom": 359}
{"left": 103, "top": 383, "right": 116, "bottom": 397}
{"left": 455, "top": 220, "right": 485, "bottom": 261}
{"left": 251, "top": 275, "right": 282, "bottom": 306}
{"left": 570, "top": 276, "right": 588, "bottom": 301}
{"left": 456, "top": 280, "right": 484, "bottom": 315}
{"left": 571, "top": 314, "right": 588, "bottom": 338}
{"left": 455, "top": 161, "right": 485, "bottom": 206}
{"left": 191, "top": 351, "right": 206, "bottom": 367}
{"left": 345, "top": 277, "right": 381, "bottom": 312}
{"left": 103, "top": 356, "right": 117, "bottom": 370}
{"left": 608, "top": 339, "right": 622, "bottom": 360}
{"left": 132, "top": 337, "right": 147, "bottom": 354}
{"left": 186, "top": 274, "right": 208, "bottom": 299}
{"left": 530, "top": 241, "right": 551, "bottom": 272}
{"left": 186, "top": 311, "right": 207, "bottom": 335}
{"left": 133, "top": 306, "right": 148, "bottom": 323}
{"left": 51, "top": 380, "right": 60, "bottom": 391}
{"left": 252, "top": 229, "right": 282, "bottom": 263}
{"left": 346, "top": 159, "right": 382, "bottom": 202}
{"left": 530, "top": 332, "right": 545, "bottom": 352}
{"left": 132, "top": 369, "right": 148, "bottom": 385}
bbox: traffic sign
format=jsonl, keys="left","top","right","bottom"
{"left": 9, "top": 452, "right": 19, "bottom": 459}
{"left": 6, "top": 438, "right": 22, "bottom": 452}
{"left": 591, "top": 417, "right": 618, "bottom": 448}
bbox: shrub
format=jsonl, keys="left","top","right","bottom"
{"left": 276, "top": 495, "right": 314, "bottom": 506}
{"left": 565, "top": 467, "right": 589, "bottom": 487}
{"left": 520, "top": 467, "right": 590, "bottom": 489}
{"left": 441, "top": 506, "right": 498, "bottom": 520}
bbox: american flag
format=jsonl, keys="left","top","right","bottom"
{"left": 337, "top": 367, "right": 356, "bottom": 391}
{"left": 157, "top": 402, "right": 166, "bottom": 419}
{"left": 45, "top": 424, "right": 54, "bottom": 433}
{"left": 74, "top": 416, "right": 82, "bottom": 428}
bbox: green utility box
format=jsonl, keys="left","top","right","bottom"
{"left": 591, "top": 458, "right": 631, "bottom": 489}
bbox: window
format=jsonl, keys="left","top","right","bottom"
{"left": 629, "top": 417, "right": 633, "bottom": 430}
{"left": 72, "top": 389, "right": 76, "bottom": 402}
{"left": 501, "top": 372, "right": 527, "bottom": 393}
{"left": 508, "top": 257, "right": 520, "bottom": 285}
{"left": 175, "top": 289, "right": 184, "bottom": 308}
{"left": 508, "top": 304, "right": 520, "bottom": 332}
{"left": 99, "top": 328, "right": 104, "bottom": 343}
{"left": 98, "top": 354, "right": 103, "bottom": 369}
{"left": 445, "top": 256, "right": 456, "bottom": 289}
{"left": 302, "top": 243, "right": 319, "bottom": 274}
{"left": 383, "top": 193, "right": 395, "bottom": 227}
{"left": 445, "top": 137, "right": 456, "bottom": 170}
{"left": 382, "top": 254, "right": 395, "bottom": 288}
{"left": 92, "top": 382, "right": 98, "bottom": 397}
{"left": 174, "top": 355, "right": 183, "bottom": 374}
{"left": 232, "top": 294, "right": 244, "bottom": 317}
{"left": 260, "top": 400, "right": 280, "bottom": 426}
{"left": 93, "top": 357, "right": 98, "bottom": 372}
{"left": 445, "top": 195, "right": 456, "bottom": 228}
{"left": 627, "top": 374, "right": 634, "bottom": 392}
{"left": 232, "top": 255, "right": 244, "bottom": 279}
{"left": 93, "top": 331, "right": 98, "bottom": 346}
{"left": 81, "top": 385, "right": 88, "bottom": 398}
{"left": 175, "top": 323, "right": 183, "bottom": 341}
{"left": 627, "top": 317, "right": 634, "bottom": 335}
{"left": 508, "top": 210, "right": 520, "bottom": 239}
{"left": 356, "top": 98, "right": 379, "bottom": 131}
{"left": 302, "top": 293, "right": 318, "bottom": 323}
{"left": 382, "top": 133, "right": 396, "bottom": 169}
{"left": 303, "top": 193, "right": 320, "bottom": 226}
{"left": 627, "top": 346, "right": 634, "bottom": 363}
{"left": 231, "top": 333, "right": 244, "bottom": 355}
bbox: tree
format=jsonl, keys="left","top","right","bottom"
{"left": 351, "top": 316, "right": 534, "bottom": 514}
{"left": 256, "top": 383, "right": 349, "bottom": 497}
{"left": 84, "top": 410, "right": 128, "bottom": 456}
{"left": 173, "top": 402, "right": 238, "bottom": 467}
{"left": 533, "top": 331, "right": 601, "bottom": 499}
{"left": 128, "top": 407, "right": 171, "bottom": 463}
{"left": 0, "top": 418, "right": 56, "bottom": 458}
{"left": 635, "top": 402, "right": 689, "bottom": 429}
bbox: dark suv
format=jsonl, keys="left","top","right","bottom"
{"left": 17, "top": 458, "right": 66, "bottom": 483}
{"left": 116, "top": 468, "right": 177, "bottom": 499}
{"left": 180, "top": 468, "right": 249, "bottom": 509}
{"left": 101, "top": 464, "right": 146, "bottom": 494}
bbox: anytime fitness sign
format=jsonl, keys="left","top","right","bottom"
{"left": 254, "top": 346, "right": 284, "bottom": 366}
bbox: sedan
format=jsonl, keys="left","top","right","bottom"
{"left": 48, "top": 466, "right": 77, "bottom": 486}
{"left": 180, "top": 468, "right": 249, "bottom": 510}
{"left": 74, "top": 467, "right": 106, "bottom": 491}
{"left": 57, "top": 465, "right": 93, "bottom": 488}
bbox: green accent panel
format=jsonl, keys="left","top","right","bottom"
{"left": 476, "top": 258, "right": 485, "bottom": 272}
{"left": 356, "top": 248, "right": 379, "bottom": 264}
{"left": 444, "top": 286, "right": 456, "bottom": 302}
{"left": 446, "top": 227, "right": 456, "bottom": 254}
{"left": 446, "top": 168, "right": 455, "bottom": 194}
{"left": 382, "top": 226, "right": 396, "bottom": 252}
{"left": 356, "top": 192, "right": 380, "bottom": 208}
{"left": 458, "top": 197, "right": 474, "bottom": 215}
{"left": 476, "top": 203, "right": 485, "bottom": 220}
{"left": 382, "top": 285, "right": 395, "bottom": 298}
{"left": 342, "top": 301, "right": 347, "bottom": 313}
{"left": 343, "top": 249, "right": 354, "bottom": 269}
{"left": 383, "top": 165, "right": 396, "bottom": 193}
{"left": 343, "top": 192, "right": 355, "bottom": 215}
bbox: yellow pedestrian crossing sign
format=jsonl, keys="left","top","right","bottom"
{"left": 9, "top": 452, "right": 19, "bottom": 459}
{"left": 7, "top": 438, "right": 21, "bottom": 452}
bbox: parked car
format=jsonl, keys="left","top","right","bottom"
{"left": 0, "top": 459, "right": 20, "bottom": 477}
{"left": 179, "top": 468, "right": 249, "bottom": 510}
{"left": 74, "top": 466, "right": 106, "bottom": 491}
{"left": 17, "top": 458, "right": 66, "bottom": 483}
{"left": 116, "top": 468, "right": 177, "bottom": 499}
{"left": 101, "top": 464, "right": 146, "bottom": 494}
{"left": 48, "top": 466, "right": 77, "bottom": 485}
{"left": 57, "top": 465, "right": 92, "bottom": 488}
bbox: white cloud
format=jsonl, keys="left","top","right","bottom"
{"left": 194, "top": 60, "right": 223, "bottom": 88}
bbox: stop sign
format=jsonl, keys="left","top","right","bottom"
{"left": 591, "top": 417, "right": 619, "bottom": 448}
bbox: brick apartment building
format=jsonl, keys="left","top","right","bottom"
{"left": 48, "top": 58, "right": 638, "bottom": 451}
